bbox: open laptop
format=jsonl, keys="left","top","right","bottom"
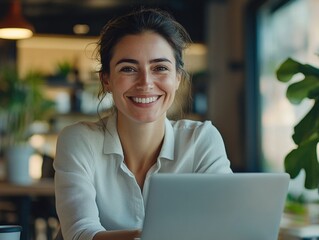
{"left": 140, "top": 173, "right": 290, "bottom": 240}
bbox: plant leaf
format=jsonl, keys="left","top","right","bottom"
{"left": 304, "top": 154, "right": 319, "bottom": 189}
{"left": 276, "top": 57, "right": 319, "bottom": 83}
{"left": 292, "top": 100, "right": 319, "bottom": 145}
{"left": 286, "top": 76, "right": 319, "bottom": 104}
{"left": 284, "top": 148, "right": 303, "bottom": 179}
{"left": 308, "top": 86, "right": 319, "bottom": 99}
{"left": 276, "top": 58, "right": 302, "bottom": 82}
{"left": 299, "top": 62, "right": 319, "bottom": 77}
{"left": 284, "top": 139, "right": 319, "bottom": 189}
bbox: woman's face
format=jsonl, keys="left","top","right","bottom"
{"left": 104, "top": 31, "right": 181, "bottom": 124}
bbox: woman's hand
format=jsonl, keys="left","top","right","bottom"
{"left": 93, "top": 229, "right": 141, "bottom": 240}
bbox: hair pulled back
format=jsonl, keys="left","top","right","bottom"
{"left": 98, "top": 8, "right": 191, "bottom": 73}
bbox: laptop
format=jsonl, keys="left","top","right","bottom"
{"left": 140, "top": 173, "right": 290, "bottom": 240}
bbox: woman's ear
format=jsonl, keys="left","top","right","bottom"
{"left": 100, "top": 72, "right": 111, "bottom": 93}
{"left": 175, "top": 72, "right": 182, "bottom": 90}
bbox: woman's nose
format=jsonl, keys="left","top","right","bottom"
{"left": 136, "top": 83, "right": 154, "bottom": 91}
{"left": 136, "top": 71, "right": 154, "bottom": 91}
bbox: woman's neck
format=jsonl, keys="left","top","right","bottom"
{"left": 116, "top": 113, "right": 165, "bottom": 187}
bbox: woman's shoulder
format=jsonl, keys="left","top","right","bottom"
{"left": 169, "top": 118, "right": 215, "bottom": 131}
{"left": 169, "top": 118, "right": 222, "bottom": 141}
{"left": 58, "top": 118, "right": 105, "bottom": 139}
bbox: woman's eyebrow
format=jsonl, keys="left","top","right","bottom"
{"left": 115, "top": 58, "right": 138, "bottom": 65}
{"left": 150, "top": 58, "right": 172, "bottom": 64}
{"left": 115, "top": 58, "right": 172, "bottom": 66}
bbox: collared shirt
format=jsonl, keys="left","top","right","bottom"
{"left": 54, "top": 113, "right": 232, "bottom": 240}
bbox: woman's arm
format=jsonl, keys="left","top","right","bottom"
{"left": 54, "top": 123, "right": 105, "bottom": 240}
{"left": 93, "top": 229, "right": 141, "bottom": 240}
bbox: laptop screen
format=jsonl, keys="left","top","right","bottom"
{"left": 140, "top": 173, "right": 289, "bottom": 240}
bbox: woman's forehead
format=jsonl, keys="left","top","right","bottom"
{"left": 110, "top": 32, "right": 176, "bottom": 64}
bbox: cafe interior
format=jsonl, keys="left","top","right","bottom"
{"left": 0, "top": 0, "right": 319, "bottom": 239}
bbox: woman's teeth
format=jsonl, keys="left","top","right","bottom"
{"left": 132, "top": 96, "right": 158, "bottom": 103}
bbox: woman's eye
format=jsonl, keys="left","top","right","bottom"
{"left": 120, "top": 66, "right": 136, "bottom": 72}
{"left": 154, "top": 66, "right": 169, "bottom": 72}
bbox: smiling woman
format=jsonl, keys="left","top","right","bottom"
{"left": 53, "top": 8, "right": 232, "bottom": 240}
{"left": 96, "top": 8, "right": 192, "bottom": 121}
{"left": 102, "top": 32, "right": 181, "bottom": 124}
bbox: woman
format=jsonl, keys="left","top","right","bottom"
{"left": 54, "top": 7, "right": 232, "bottom": 240}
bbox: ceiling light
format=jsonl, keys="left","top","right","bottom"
{"left": 73, "top": 24, "right": 90, "bottom": 35}
{"left": 0, "top": 0, "right": 34, "bottom": 40}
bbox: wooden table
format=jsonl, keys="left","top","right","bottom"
{"left": 279, "top": 213, "right": 319, "bottom": 240}
{"left": 280, "top": 224, "right": 319, "bottom": 240}
{"left": 0, "top": 179, "right": 55, "bottom": 240}
{"left": 0, "top": 179, "right": 54, "bottom": 196}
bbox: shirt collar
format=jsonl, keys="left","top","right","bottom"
{"left": 102, "top": 113, "right": 175, "bottom": 161}
{"left": 103, "top": 113, "right": 123, "bottom": 156}
{"left": 159, "top": 118, "right": 175, "bottom": 161}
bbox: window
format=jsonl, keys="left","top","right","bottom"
{"left": 257, "top": 0, "right": 319, "bottom": 200}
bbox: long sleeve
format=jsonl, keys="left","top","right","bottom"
{"left": 54, "top": 123, "right": 105, "bottom": 240}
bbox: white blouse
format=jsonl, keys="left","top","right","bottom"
{"left": 54, "top": 113, "right": 232, "bottom": 240}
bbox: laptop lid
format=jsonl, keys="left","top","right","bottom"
{"left": 140, "top": 173, "right": 290, "bottom": 240}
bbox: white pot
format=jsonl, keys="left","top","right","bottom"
{"left": 5, "top": 144, "right": 34, "bottom": 185}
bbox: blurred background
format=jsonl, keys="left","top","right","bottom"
{"left": 0, "top": 0, "right": 319, "bottom": 239}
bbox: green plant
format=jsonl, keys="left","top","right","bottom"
{"left": 0, "top": 67, "right": 55, "bottom": 145}
{"left": 56, "top": 60, "right": 73, "bottom": 77}
{"left": 276, "top": 57, "right": 319, "bottom": 189}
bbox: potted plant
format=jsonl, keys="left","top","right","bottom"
{"left": 276, "top": 57, "right": 319, "bottom": 226}
{"left": 276, "top": 57, "right": 319, "bottom": 190}
{"left": 0, "top": 67, "right": 55, "bottom": 184}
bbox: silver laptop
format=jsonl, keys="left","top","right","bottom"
{"left": 140, "top": 173, "right": 290, "bottom": 240}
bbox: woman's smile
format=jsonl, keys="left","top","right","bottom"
{"left": 130, "top": 96, "right": 160, "bottom": 104}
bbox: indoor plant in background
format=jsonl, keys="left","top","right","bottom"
{"left": 276, "top": 57, "right": 319, "bottom": 224}
{"left": 0, "top": 67, "right": 55, "bottom": 184}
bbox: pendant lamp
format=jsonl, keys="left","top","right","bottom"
{"left": 0, "top": 0, "right": 34, "bottom": 40}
